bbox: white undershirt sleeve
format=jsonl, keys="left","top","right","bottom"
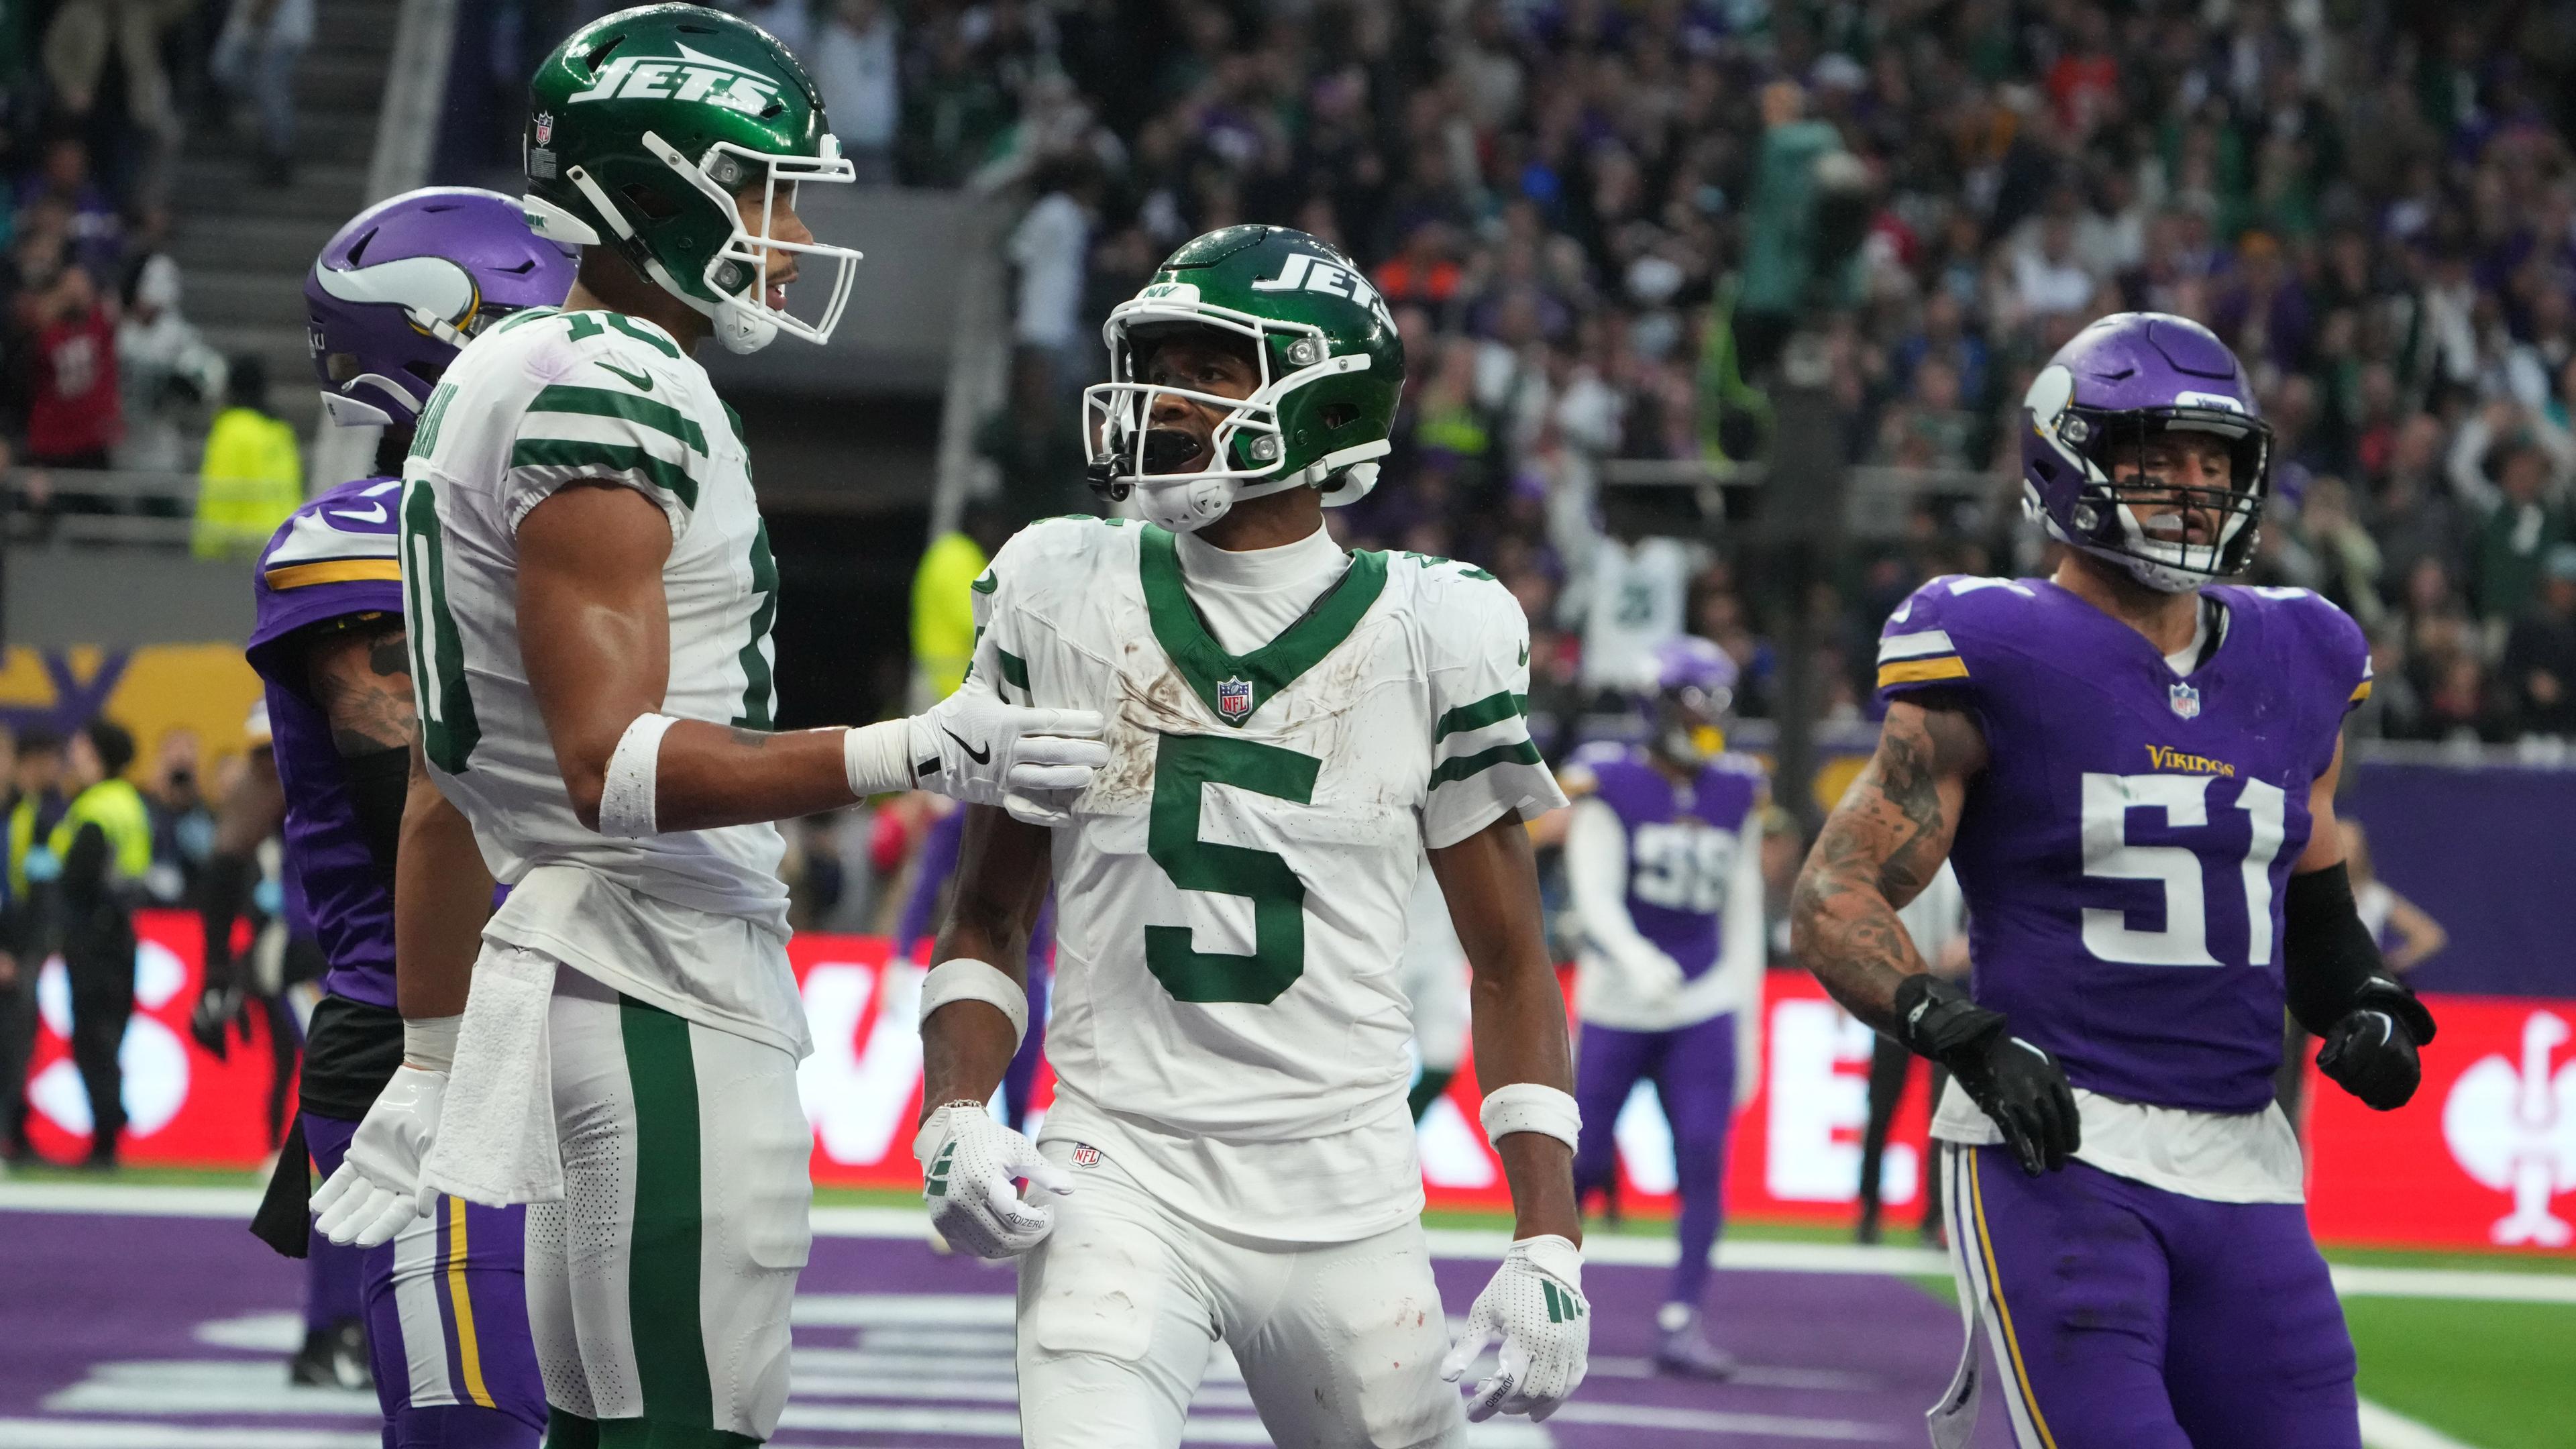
{"left": 1565, "top": 797, "right": 1684, "bottom": 994}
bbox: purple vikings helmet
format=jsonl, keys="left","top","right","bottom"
{"left": 2021, "top": 312, "right": 2273, "bottom": 592}
{"left": 1642, "top": 635, "right": 1739, "bottom": 767}
{"left": 306, "top": 188, "right": 577, "bottom": 427}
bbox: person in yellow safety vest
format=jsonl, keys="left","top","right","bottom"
{"left": 193, "top": 355, "right": 304, "bottom": 560}
{"left": 53, "top": 718, "right": 151, "bottom": 1167}
{"left": 0, "top": 729, "right": 68, "bottom": 1165}
{"left": 908, "top": 498, "right": 1018, "bottom": 707}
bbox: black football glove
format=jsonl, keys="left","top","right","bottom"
{"left": 1894, "top": 974, "right": 2080, "bottom": 1177}
{"left": 2316, "top": 977, "right": 2438, "bottom": 1111}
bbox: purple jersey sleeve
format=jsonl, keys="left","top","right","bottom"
{"left": 246, "top": 477, "right": 409, "bottom": 1008}
{"left": 1873, "top": 574, "right": 2038, "bottom": 710}
{"left": 246, "top": 477, "right": 407, "bottom": 680}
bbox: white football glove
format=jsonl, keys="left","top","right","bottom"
{"left": 1440, "top": 1234, "right": 1590, "bottom": 1421}
{"left": 914, "top": 1100, "right": 1073, "bottom": 1259}
{"left": 311, "top": 1064, "right": 446, "bottom": 1248}
{"left": 910, "top": 673, "right": 1110, "bottom": 826}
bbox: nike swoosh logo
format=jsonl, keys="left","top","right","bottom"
{"left": 1518, "top": 643, "right": 1530, "bottom": 667}
{"left": 944, "top": 728, "right": 991, "bottom": 765}
{"left": 595, "top": 360, "right": 654, "bottom": 392}
{"left": 328, "top": 502, "right": 388, "bottom": 525}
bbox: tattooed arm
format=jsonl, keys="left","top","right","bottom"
{"left": 1794, "top": 694, "right": 2080, "bottom": 1173}
{"left": 1788, "top": 693, "right": 1988, "bottom": 1034}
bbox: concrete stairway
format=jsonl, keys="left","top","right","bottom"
{"left": 166, "top": 0, "right": 403, "bottom": 435}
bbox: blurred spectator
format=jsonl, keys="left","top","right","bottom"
{"left": 17, "top": 136, "right": 121, "bottom": 282}
{"left": 40, "top": 1, "right": 189, "bottom": 207}
{"left": 113, "top": 253, "right": 223, "bottom": 473}
{"left": 55, "top": 716, "right": 148, "bottom": 1168}
{"left": 2465, "top": 433, "right": 2575, "bottom": 625}
{"left": 25, "top": 264, "right": 119, "bottom": 469}
{"left": 729, "top": 0, "right": 808, "bottom": 56}
{"left": 143, "top": 727, "right": 213, "bottom": 904}
{"left": 0, "top": 727, "right": 64, "bottom": 1167}
{"left": 2502, "top": 545, "right": 2576, "bottom": 739}
{"left": 810, "top": 0, "right": 898, "bottom": 184}
{"left": 975, "top": 348, "right": 1089, "bottom": 527}
{"left": 192, "top": 355, "right": 302, "bottom": 559}
{"left": 210, "top": 0, "right": 314, "bottom": 186}
{"left": 908, "top": 498, "right": 1012, "bottom": 710}
{"left": 1007, "top": 154, "right": 1104, "bottom": 398}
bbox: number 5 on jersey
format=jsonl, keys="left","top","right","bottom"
{"left": 1145, "top": 733, "right": 1321, "bottom": 1005}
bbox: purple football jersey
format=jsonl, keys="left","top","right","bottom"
{"left": 1585, "top": 750, "right": 1762, "bottom": 978}
{"left": 1876, "top": 577, "right": 2371, "bottom": 1114}
{"left": 246, "top": 476, "right": 407, "bottom": 1009}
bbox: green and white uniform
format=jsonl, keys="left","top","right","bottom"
{"left": 974, "top": 516, "right": 1564, "bottom": 1448}
{"left": 400, "top": 305, "right": 807, "bottom": 1442}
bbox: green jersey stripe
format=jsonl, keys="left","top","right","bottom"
{"left": 510, "top": 438, "right": 702, "bottom": 509}
{"left": 1428, "top": 738, "right": 1544, "bottom": 787}
{"left": 617, "top": 996, "right": 716, "bottom": 1434}
{"left": 1432, "top": 690, "right": 1530, "bottom": 742}
{"left": 529, "top": 384, "right": 710, "bottom": 455}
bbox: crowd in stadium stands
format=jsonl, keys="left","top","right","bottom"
{"left": 832, "top": 0, "right": 2576, "bottom": 751}
{"left": 0, "top": 0, "right": 303, "bottom": 547}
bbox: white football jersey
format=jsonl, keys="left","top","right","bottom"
{"left": 977, "top": 517, "right": 1566, "bottom": 1242}
{"left": 398, "top": 306, "right": 805, "bottom": 1053}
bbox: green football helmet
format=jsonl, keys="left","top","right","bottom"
{"left": 1084, "top": 225, "right": 1405, "bottom": 531}
{"left": 521, "top": 3, "right": 861, "bottom": 354}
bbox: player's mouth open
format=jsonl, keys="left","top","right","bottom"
{"left": 1142, "top": 428, "right": 1207, "bottom": 474}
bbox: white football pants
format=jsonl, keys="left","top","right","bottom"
{"left": 525, "top": 965, "right": 813, "bottom": 1443}
{"left": 1015, "top": 1140, "right": 1466, "bottom": 1449}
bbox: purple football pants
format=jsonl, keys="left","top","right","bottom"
{"left": 1937, "top": 1144, "right": 2359, "bottom": 1448}
{"left": 1571, "top": 1012, "right": 1737, "bottom": 1310}
{"left": 305, "top": 1112, "right": 547, "bottom": 1449}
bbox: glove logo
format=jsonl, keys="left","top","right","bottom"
{"left": 2442, "top": 1010, "right": 2576, "bottom": 1248}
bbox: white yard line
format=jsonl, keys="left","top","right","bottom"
{"left": 2357, "top": 1397, "right": 2485, "bottom": 1449}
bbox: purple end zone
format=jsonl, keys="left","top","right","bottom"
{"left": 3, "top": 1205, "right": 2011, "bottom": 1447}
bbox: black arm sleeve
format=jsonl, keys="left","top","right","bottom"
{"left": 2282, "top": 863, "right": 2389, "bottom": 1038}
{"left": 198, "top": 848, "right": 258, "bottom": 985}
{"left": 345, "top": 745, "right": 410, "bottom": 890}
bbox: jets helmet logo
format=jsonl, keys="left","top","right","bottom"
{"left": 568, "top": 42, "right": 784, "bottom": 115}
{"left": 1250, "top": 252, "right": 1396, "bottom": 331}
{"left": 1216, "top": 676, "right": 1254, "bottom": 723}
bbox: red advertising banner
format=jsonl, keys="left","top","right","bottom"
{"left": 28, "top": 916, "right": 2569, "bottom": 1252}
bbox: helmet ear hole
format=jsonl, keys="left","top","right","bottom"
{"left": 1322, "top": 403, "right": 1357, "bottom": 431}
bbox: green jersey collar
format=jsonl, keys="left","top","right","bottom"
{"left": 1138, "top": 525, "right": 1387, "bottom": 728}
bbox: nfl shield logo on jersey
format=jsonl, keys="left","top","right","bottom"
{"left": 2169, "top": 682, "right": 2202, "bottom": 719}
{"left": 1217, "top": 676, "right": 1254, "bottom": 722}
{"left": 1072, "top": 1144, "right": 1102, "bottom": 1169}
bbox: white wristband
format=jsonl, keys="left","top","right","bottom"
{"left": 843, "top": 718, "right": 918, "bottom": 799}
{"left": 402, "top": 1014, "right": 464, "bottom": 1073}
{"left": 598, "top": 712, "right": 676, "bottom": 838}
{"left": 1480, "top": 1082, "right": 1582, "bottom": 1152}
{"left": 918, "top": 958, "right": 1029, "bottom": 1047}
